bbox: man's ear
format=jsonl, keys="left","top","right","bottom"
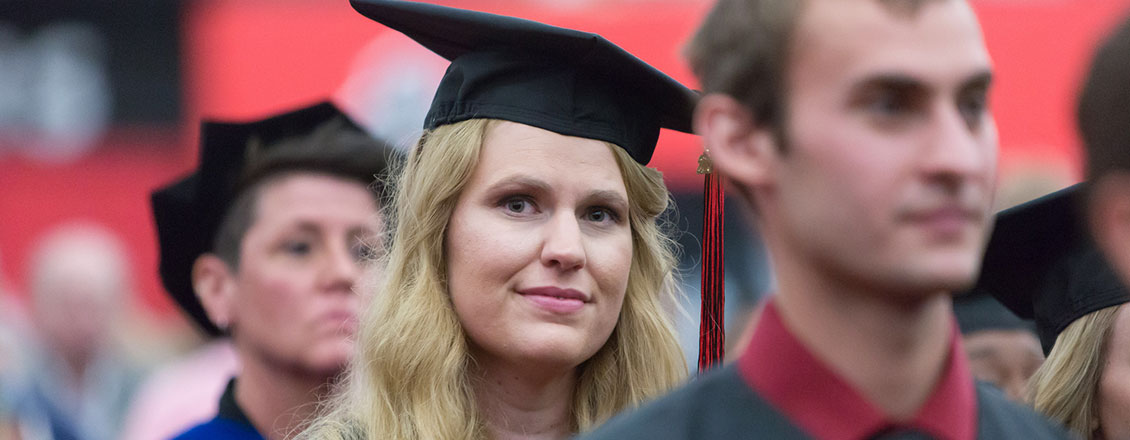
{"left": 693, "top": 94, "right": 781, "bottom": 190}
{"left": 192, "top": 254, "right": 238, "bottom": 331}
{"left": 1090, "top": 174, "right": 1130, "bottom": 287}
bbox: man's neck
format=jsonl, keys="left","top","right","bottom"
{"left": 235, "top": 354, "right": 338, "bottom": 440}
{"left": 773, "top": 264, "right": 954, "bottom": 420}
{"left": 471, "top": 356, "right": 575, "bottom": 440}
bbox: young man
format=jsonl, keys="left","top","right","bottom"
{"left": 1079, "top": 15, "right": 1130, "bottom": 286}
{"left": 583, "top": 0, "right": 1069, "bottom": 438}
{"left": 151, "top": 102, "right": 396, "bottom": 439}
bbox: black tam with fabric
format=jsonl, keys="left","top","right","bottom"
{"left": 953, "top": 291, "right": 1035, "bottom": 336}
{"left": 970, "top": 184, "right": 1130, "bottom": 354}
{"left": 151, "top": 102, "right": 391, "bottom": 336}
{"left": 350, "top": 0, "right": 697, "bottom": 165}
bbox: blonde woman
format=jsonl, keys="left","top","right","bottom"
{"left": 304, "top": 1, "right": 694, "bottom": 439}
{"left": 973, "top": 185, "right": 1130, "bottom": 439}
{"left": 1029, "top": 304, "right": 1124, "bottom": 438}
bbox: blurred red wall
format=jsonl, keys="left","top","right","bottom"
{"left": 1, "top": 0, "right": 1128, "bottom": 323}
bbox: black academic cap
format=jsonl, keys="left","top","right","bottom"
{"left": 349, "top": 0, "right": 697, "bottom": 165}
{"left": 971, "top": 184, "right": 1130, "bottom": 354}
{"left": 151, "top": 102, "right": 393, "bottom": 336}
{"left": 953, "top": 290, "right": 1034, "bottom": 336}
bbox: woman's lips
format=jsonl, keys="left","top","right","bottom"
{"left": 518, "top": 286, "right": 589, "bottom": 314}
{"left": 322, "top": 309, "right": 358, "bottom": 334}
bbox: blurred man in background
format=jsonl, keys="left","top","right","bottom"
{"left": 1078, "top": 14, "right": 1130, "bottom": 287}
{"left": 1, "top": 248, "right": 28, "bottom": 440}
{"left": 953, "top": 292, "right": 1043, "bottom": 402}
{"left": 13, "top": 222, "right": 140, "bottom": 440}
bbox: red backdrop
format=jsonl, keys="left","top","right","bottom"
{"left": 1, "top": 0, "right": 1128, "bottom": 323}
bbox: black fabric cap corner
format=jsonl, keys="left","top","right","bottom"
{"left": 151, "top": 102, "right": 375, "bottom": 336}
{"left": 971, "top": 184, "right": 1130, "bottom": 354}
{"left": 349, "top": 0, "right": 697, "bottom": 165}
{"left": 953, "top": 290, "right": 1034, "bottom": 336}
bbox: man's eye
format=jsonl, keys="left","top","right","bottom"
{"left": 282, "top": 241, "right": 311, "bottom": 256}
{"left": 868, "top": 94, "right": 910, "bottom": 116}
{"left": 959, "top": 93, "right": 988, "bottom": 128}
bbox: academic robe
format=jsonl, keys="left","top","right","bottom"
{"left": 581, "top": 301, "right": 1072, "bottom": 440}
{"left": 580, "top": 365, "right": 1071, "bottom": 439}
{"left": 171, "top": 379, "right": 263, "bottom": 440}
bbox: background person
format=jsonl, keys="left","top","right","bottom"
{"left": 1078, "top": 13, "right": 1130, "bottom": 292}
{"left": 973, "top": 185, "right": 1129, "bottom": 439}
{"left": 990, "top": 14, "right": 1130, "bottom": 439}
{"left": 15, "top": 222, "right": 141, "bottom": 440}
{"left": 953, "top": 292, "right": 1043, "bottom": 402}
{"left": 151, "top": 102, "right": 396, "bottom": 440}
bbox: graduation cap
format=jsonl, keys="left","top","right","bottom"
{"left": 348, "top": 0, "right": 697, "bottom": 165}
{"left": 151, "top": 102, "right": 394, "bottom": 336}
{"left": 350, "top": 0, "right": 727, "bottom": 370}
{"left": 970, "top": 184, "right": 1130, "bottom": 354}
{"left": 953, "top": 290, "right": 1034, "bottom": 336}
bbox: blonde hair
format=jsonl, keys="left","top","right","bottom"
{"left": 1027, "top": 304, "right": 1122, "bottom": 437}
{"left": 302, "top": 119, "right": 686, "bottom": 439}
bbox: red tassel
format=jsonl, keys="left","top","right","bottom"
{"left": 697, "top": 153, "right": 725, "bottom": 372}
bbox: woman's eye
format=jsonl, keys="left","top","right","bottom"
{"left": 586, "top": 208, "right": 619, "bottom": 224}
{"left": 501, "top": 196, "right": 536, "bottom": 214}
{"left": 350, "top": 242, "right": 375, "bottom": 262}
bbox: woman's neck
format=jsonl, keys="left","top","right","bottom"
{"left": 236, "top": 353, "right": 339, "bottom": 440}
{"left": 471, "top": 356, "right": 577, "bottom": 440}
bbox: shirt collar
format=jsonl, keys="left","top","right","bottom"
{"left": 736, "top": 299, "right": 978, "bottom": 440}
{"left": 218, "top": 377, "right": 258, "bottom": 429}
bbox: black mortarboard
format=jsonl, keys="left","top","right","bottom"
{"left": 953, "top": 290, "right": 1034, "bottom": 336}
{"left": 349, "top": 0, "right": 698, "bottom": 165}
{"left": 971, "top": 184, "right": 1130, "bottom": 354}
{"left": 151, "top": 102, "right": 394, "bottom": 336}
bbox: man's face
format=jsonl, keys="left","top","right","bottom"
{"left": 229, "top": 174, "right": 380, "bottom": 377}
{"left": 963, "top": 329, "right": 1044, "bottom": 402}
{"left": 1091, "top": 174, "right": 1130, "bottom": 289}
{"left": 765, "top": 0, "right": 997, "bottom": 297}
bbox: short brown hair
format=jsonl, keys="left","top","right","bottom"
{"left": 212, "top": 117, "right": 398, "bottom": 268}
{"left": 685, "top": 0, "right": 945, "bottom": 130}
{"left": 1079, "top": 15, "right": 1130, "bottom": 182}
{"left": 685, "top": 0, "right": 802, "bottom": 130}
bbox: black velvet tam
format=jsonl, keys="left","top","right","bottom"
{"left": 151, "top": 102, "right": 386, "bottom": 336}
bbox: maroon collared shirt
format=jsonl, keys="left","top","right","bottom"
{"left": 737, "top": 299, "right": 978, "bottom": 440}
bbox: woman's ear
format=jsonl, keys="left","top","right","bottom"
{"left": 1091, "top": 174, "right": 1130, "bottom": 287}
{"left": 693, "top": 94, "right": 781, "bottom": 191}
{"left": 192, "top": 254, "right": 238, "bottom": 331}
